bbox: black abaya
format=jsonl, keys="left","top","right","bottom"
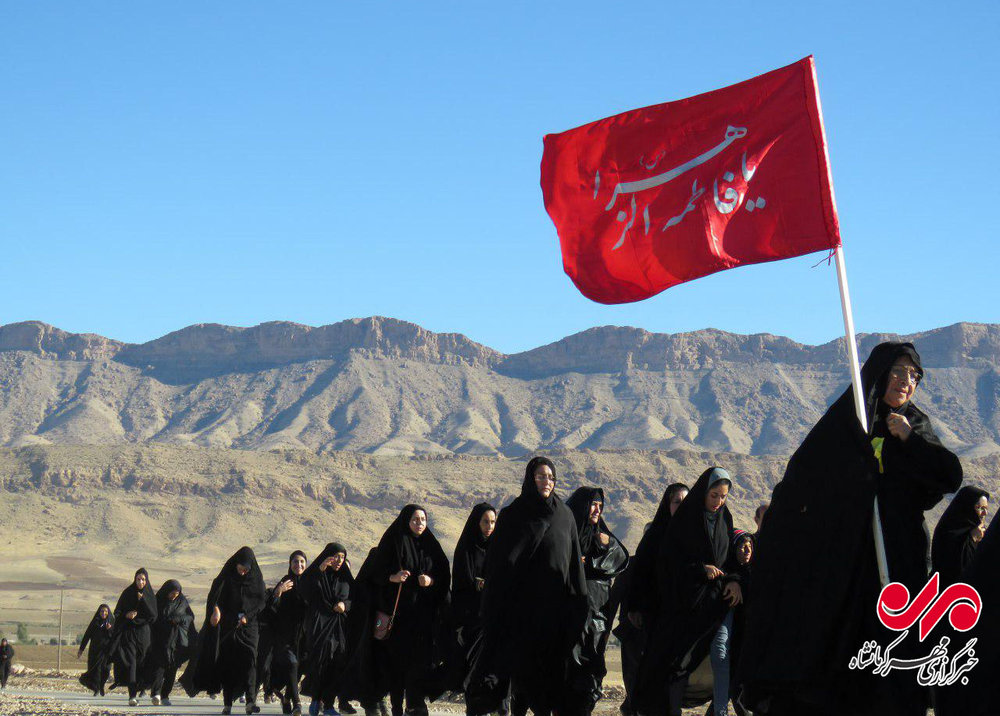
{"left": 299, "top": 543, "right": 354, "bottom": 707}
{"left": 268, "top": 550, "right": 308, "bottom": 709}
{"left": 466, "top": 457, "right": 589, "bottom": 716}
{"left": 739, "top": 342, "right": 963, "bottom": 716}
{"left": 0, "top": 640, "right": 12, "bottom": 690}
{"left": 932, "top": 485, "right": 989, "bottom": 586}
{"left": 565, "top": 487, "right": 630, "bottom": 715}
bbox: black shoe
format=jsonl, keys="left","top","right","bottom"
{"left": 339, "top": 700, "right": 358, "bottom": 715}
{"left": 223, "top": 708, "right": 232, "bottom": 716}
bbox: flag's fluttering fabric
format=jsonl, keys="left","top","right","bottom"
{"left": 541, "top": 56, "right": 841, "bottom": 304}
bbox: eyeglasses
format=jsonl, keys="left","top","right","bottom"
{"left": 888, "top": 367, "right": 921, "bottom": 385}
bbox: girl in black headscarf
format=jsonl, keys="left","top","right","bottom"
{"left": 442, "top": 503, "right": 497, "bottom": 698}
{"left": 466, "top": 457, "right": 589, "bottom": 716}
{"left": 0, "top": 638, "right": 12, "bottom": 690}
{"left": 613, "top": 482, "right": 689, "bottom": 716}
{"left": 355, "top": 506, "right": 450, "bottom": 716}
{"left": 145, "top": 579, "right": 196, "bottom": 706}
{"left": 633, "top": 467, "right": 742, "bottom": 716}
{"left": 111, "top": 568, "right": 158, "bottom": 705}
{"left": 77, "top": 604, "right": 114, "bottom": 695}
{"left": 298, "top": 543, "right": 354, "bottom": 716}
{"left": 182, "top": 546, "right": 268, "bottom": 715}
{"left": 565, "top": 487, "right": 630, "bottom": 715}
{"left": 932, "top": 485, "right": 989, "bottom": 585}
{"left": 268, "top": 550, "right": 308, "bottom": 715}
{"left": 739, "top": 342, "right": 963, "bottom": 716}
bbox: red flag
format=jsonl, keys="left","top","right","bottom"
{"left": 541, "top": 56, "right": 841, "bottom": 304}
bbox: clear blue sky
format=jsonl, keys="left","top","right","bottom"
{"left": 2, "top": 2, "right": 997, "bottom": 353}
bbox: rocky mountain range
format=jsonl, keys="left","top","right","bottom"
{"left": 1, "top": 317, "right": 999, "bottom": 458}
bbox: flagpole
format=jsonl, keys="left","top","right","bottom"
{"left": 834, "top": 245, "right": 890, "bottom": 588}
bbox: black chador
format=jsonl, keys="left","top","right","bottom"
{"left": 182, "top": 546, "right": 267, "bottom": 714}
{"left": 77, "top": 604, "right": 114, "bottom": 695}
{"left": 739, "top": 342, "right": 963, "bottom": 716}
{"left": 441, "top": 502, "right": 496, "bottom": 696}
{"left": 466, "top": 457, "right": 588, "bottom": 716}
{"left": 82, "top": 568, "right": 157, "bottom": 702}
{"left": 934, "top": 514, "right": 999, "bottom": 716}
{"left": 932, "top": 485, "right": 989, "bottom": 586}
{"left": 613, "top": 482, "right": 688, "bottom": 716}
{"left": 144, "top": 579, "right": 196, "bottom": 704}
{"left": 346, "top": 505, "right": 450, "bottom": 716}
{"left": 267, "top": 550, "right": 308, "bottom": 713}
{"left": 299, "top": 543, "right": 354, "bottom": 711}
{"left": 632, "top": 467, "right": 740, "bottom": 715}
{"left": 565, "top": 487, "right": 630, "bottom": 715}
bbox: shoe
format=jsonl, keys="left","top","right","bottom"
{"left": 310, "top": 700, "right": 322, "bottom": 716}
{"left": 247, "top": 704, "right": 262, "bottom": 714}
{"left": 129, "top": 698, "right": 138, "bottom": 706}
{"left": 240, "top": 696, "right": 246, "bottom": 704}
{"left": 152, "top": 695, "right": 161, "bottom": 706}
{"left": 162, "top": 699, "right": 172, "bottom": 706}
{"left": 339, "top": 700, "right": 358, "bottom": 715}
{"left": 223, "top": 708, "right": 232, "bottom": 716}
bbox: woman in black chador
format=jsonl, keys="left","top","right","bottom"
{"left": 565, "top": 487, "right": 629, "bottom": 714}
{"left": 267, "top": 550, "right": 308, "bottom": 715}
{"left": 182, "top": 546, "right": 268, "bottom": 715}
{"left": 145, "top": 579, "right": 196, "bottom": 706}
{"left": 739, "top": 342, "right": 963, "bottom": 716}
{"left": 106, "top": 568, "right": 158, "bottom": 705}
{"left": 350, "top": 505, "right": 450, "bottom": 716}
{"left": 934, "top": 513, "right": 999, "bottom": 716}
{"left": 613, "top": 482, "right": 689, "bottom": 716}
{"left": 77, "top": 604, "right": 114, "bottom": 695}
{"left": 444, "top": 502, "right": 496, "bottom": 700}
{"left": 932, "top": 485, "right": 989, "bottom": 585}
{"left": 466, "top": 456, "right": 588, "bottom": 716}
{"left": 299, "top": 543, "right": 354, "bottom": 716}
{"left": 0, "top": 638, "right": 13, "bottom": 690}
{"left": 632, "top": 467, "right": 743, "bottom": 716}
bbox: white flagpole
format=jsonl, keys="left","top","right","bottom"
{"left": 834, "top": 245, "right": 890, "bottom": 587}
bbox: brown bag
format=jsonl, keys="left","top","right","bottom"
{"left": 374, "top": 583, "right": 403, "bottom": 641}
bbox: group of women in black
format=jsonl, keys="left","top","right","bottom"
{"left": 67, "top": 340, "right": 994, "bottom": 716}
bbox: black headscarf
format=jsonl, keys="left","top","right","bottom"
{"left": 369, "top": 505, "right": 451, "bottom": 604}
{"left": 566, "top": 487, "right": 606, "bottom": 556}
{"left": 147, "top": 579, "right": 196, "bottom": 671}
{"left": 452, "top": 503, "right": 497, "bottom": 599}
{"left": 625, "top": 483, "right": 690, "bottom": 615}
{"left": 301, "top": 543, "right": 354, "bottom": 614}
{"left": 932, "top": 486, "right": 989, "bottom": 585}
{"left": 299, "top": 543, "right": 354, "bottom": 698}
{"left": 116, "top": 568, "right": 157, "bottom": 624}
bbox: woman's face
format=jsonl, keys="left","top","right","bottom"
{"left": 99, "top": 606, "right": 109, "bottom": 620}
{"left": 134, "top": 572, "right": 147, "bottom": 590}
{"left": 975, "top": 496, "right": 989, "bottom": 522}
{"left": 479, "top": 510, "right": 497, "bottom": 538}
{"left": 290, "top": 555, "right": 307, "bottom": 575}
{"left": 669, "top": 489, "right": 689, "bottom": 516}
{"left": 236, "top": 564, "right": 250, "bottom": 576}
{"left": 704, "top": 483, "right": 730, "bottom": 513}
{"left": 883, "top": 357, "right": 920, "bottom": 409}
{"left": 737, "top": 538, "right": 753, "bottom": 565}
{"left": 330, "top": 552, "right": 346, "bottom": 571}
{"left": 588, "top": 500, "right": 603, "bottom": 525}
{"left": 409, "top": 509, "right": 427, "bottom": 536}
{"left": 168, "top": 589, "right": 180, "bottom": 601}
{"left": 534, "top": 464, "right": 555, "bottom": 498}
